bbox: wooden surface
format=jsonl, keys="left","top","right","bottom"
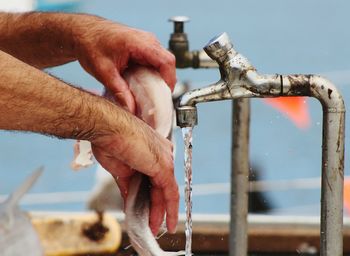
{"left": 31, "top": 212, "right": 121, "bottom": 256}
{"left": 29, "top": 213, "right": 350, "bottom": 255}
{"left": 117, "top": 214, "right": 350, "bottom": 254}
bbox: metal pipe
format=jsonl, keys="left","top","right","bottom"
{"left": 281, "top": 75, "right": 345, "bottom": 256}
{"left": 175, "top": 32, "right": 252, "bottom": 256}
{"left": 176, "top": 32, "right": 345, "bottom": 255}
{"left": 168, "top": 17, "right": 218, "bottom": 69}
{"left": 170, "top": 24, "right": 251, "bottom": 256}
{"left": 230, "top": 98, "right": 250, "bottom": 256}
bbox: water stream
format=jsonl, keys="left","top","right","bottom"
{"left": 182, "top": 127, "right": 193, "bottom": 256}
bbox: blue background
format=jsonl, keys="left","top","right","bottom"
{"left": 1, "top": 0, "right": 350, "bottom": 215}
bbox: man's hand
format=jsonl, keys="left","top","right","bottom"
{"left": 73, "top": 17, "right": 176, "bottom": 112}
{"left": 0, "top": 49, "right": 179, "bottom": 234}
{"left": 71, "top": 16, "right": 178, "bottom": 233}
{"left": 91, "top": 115, "right": 179, "bottom": 234}
{"left": 0, "top": 12, "right": 179, "bottom": 234}
{"left": 0, "top": 12, "right": 176, "bottom": 113}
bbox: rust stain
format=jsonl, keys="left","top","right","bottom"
{"left": 286, "top": 75, "right": 312, "bottom": 96}
{"left": 336, "top": 113, "right": 344, "bottom": 153}
{"left": 339, "top": 158, "right": 344, "bottom": 179}
{"left": 328, "top": 89, "right": 333, "bottom": 99}
{"left": 238, "top": 67, "right": 256, "bottom": 81}
{"left": 324, "top": 173, "right": 333, "bottom": 193}
{"left": 82, "top": 212, "right": 109, "bottom": 242}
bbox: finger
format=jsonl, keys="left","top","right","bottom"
{"left": 149, "top": 187, "right": 165, "bottom": 236}
{"left": 95, "top": 58, "right": 136, "bottom": 113}
{"left": 115, "top": 176, "right": 131, "bottom": 206}
{"left": 163, "top": 180, "right": 179, "bottom": 233}
{"left": 157, "top": 52, "right": 177, "bottom": 90}
{"left": 151, "top": 50, "right": 176, "bottom": 90}
{"left": 134, "top": 46, "right": 177, "bottom": 91}
{"left": 151, "top": 172, "right": 179, "bottom": 234}
{"left": 111, "top": 73, "right": 136, "bottom": 114}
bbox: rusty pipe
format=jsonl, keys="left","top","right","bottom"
{"left": 281, "top": 75, "right": 345, "bottom": 256}
{"left": 171, "top": 23, "right": 252, "bottom": 256}
{"left": 230, "top": 98, "right": 250, "bottom": 256}
{"left": 176, "top": 32, "right": 345, "bottom": 256}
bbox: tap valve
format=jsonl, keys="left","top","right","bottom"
{"left": 204, "top": 32, "right": 235, "bottom": 65}
{"left": 169, "top": 16, "right": 189, "bottom": 34}
{"left": 168, "top": 16, "right": 200, "bottom": 68}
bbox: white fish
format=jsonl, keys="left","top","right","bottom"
{"left": 71, "top": 140, "right": 94, "bottom": 170}
{"left": 0, "top": 167, "right": 44, "bottom": 256}
{"left": 71, "top": 66, "right": 184, "bottom": 255}
{"left": 125, "top": 173, "right": 184, "bottom": 256}
{"left": 86, "top": 81, "right": 190, "bottom": 212}
{"left": 123, "top": 67, "right": 184, "bottom": 256}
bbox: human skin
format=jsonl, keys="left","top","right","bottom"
{"left": 0, "top": 12, "right": 178, "bottom": 234}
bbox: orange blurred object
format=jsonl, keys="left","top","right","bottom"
{"left": 263, "top": 96, "right": 311, "bottom": 129}
{"left": 344, "top": 178, "right": 350, "bottom": 214}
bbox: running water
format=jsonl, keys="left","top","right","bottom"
{"left": 182, "top": 127, "right": 193, "bottom": 256}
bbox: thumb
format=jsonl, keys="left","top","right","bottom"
{"left": 110, "top": 72, "right": 136, "bottom": 114}
{"left": 97, "top": 60, "right": 136, "bottom": 114}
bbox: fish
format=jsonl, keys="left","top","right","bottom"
{"left": 86, "top": 81, "right": 189, "bottom": 212}
{"left": 71, "top": 140, "right": 94, "bottom": 170}
{"left": 0, "top": 167, "right": 44, "bottom": 256}
{"left": 125, "top": 173, "right": 184, "bottom": 256}
{"left": 71, "top": 66, "right": 184, "bottom": 255}
{"left": 123, "top": 66, "right": 184, "bottom": 256}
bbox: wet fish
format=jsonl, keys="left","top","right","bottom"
{"left": 125, "top": 173, "right": 184, "bottom": 256}
{"left": 123, "top": 67, "right": 184, "bottom": 256}
{"left": 0, "top": 167, "right": 44, "bottom": 256}
{"left": 71, "top": 66, "right": 184, "bottom": 255}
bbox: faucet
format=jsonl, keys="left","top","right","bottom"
{"left": 176, "top": 32, "right": 344, "bottom": 128}
{"left": 176, "top": 32, "right": 258, "bottom": 127}
{"left": 176, "top": 32, "right": 345, "bottom": 256}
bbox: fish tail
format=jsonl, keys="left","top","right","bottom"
{"left": 5, "top": 166, "right": 44, "bottom": 210}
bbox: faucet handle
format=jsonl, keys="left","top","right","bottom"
{"left": 169, "top": 16, "right": 190, "bottom": 33}
{"left": 204, "top": 32, "right": 234, "bottom": 64}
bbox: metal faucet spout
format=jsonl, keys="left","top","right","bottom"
{"left": 178, "top": 80, "right": 228, "bottom": 107}
{"left": 176, "top": 80, "right": 227, "bottom": 128}
{"left": 176, "top": 79, "right": 255, "bottom": 127}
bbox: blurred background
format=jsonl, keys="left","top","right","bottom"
{"left": 0, "top": 0, "right": 349, "bottom": 216}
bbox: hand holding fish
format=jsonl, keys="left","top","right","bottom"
{"left": 0, "top": 12, "right": 180, "bottom": 248}
{"left": 91, "top": 120, "right": 179, "bottom": 234}
{"left": 73, "top": 16, "right": 177, "bottom": 112}
{"left": 0, "top": 12, "right": 176, "bottom": 113}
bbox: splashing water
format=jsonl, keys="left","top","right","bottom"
{"left": 182, "top": 127, "right": 193, "bottom": 256}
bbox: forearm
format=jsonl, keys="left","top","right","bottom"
{"left": 0, "top": 50, "right": 132, "bottom": 141}
{"left": 0, "top": 12, "right": 101, "bottom": 68}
